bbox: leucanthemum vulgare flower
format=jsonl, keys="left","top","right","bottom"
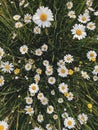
{"left": 87, "top": 22, "right": 96, "bottom": 30}
{"left": 34, "top": 26, "right": 41, "bottom": 34}
{"left": 20, "top": 45, "right": 28, "bottom": 54}
{"left": 0, "top": 121, "right": 8, "bottom": 130}
{"left": 1, "top": 61, "right": 14, "bottom": 73}
{"left": 13, "top": 14, "right": 21, "bottom": 21}
{"left": 64, "top": 117, "right": 76, "bottom": 129}
{"left": 15, "top": 21, "right": 23, "bottom": 28}
{"left": 87, "top": 50, "right": 97, "bottom": 61}
{"left": 57, "top": 66, "right": 68, "bottom": 77}
{"left": 71, "top": 24, "right": 87, "bottom": 40}
{"left": 78, "top": 113, "right": 88, "bottom": 125}
{"left": 78, "top": 13, "right": 90, "bottom": 23}
{"left": 33, "top": 6, "right": 54, "bottom": 28}
{"left": 29, "top": 83, "right": 39, "bottom": 94}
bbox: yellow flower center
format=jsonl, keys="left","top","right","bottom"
{"left": 0, "top": 52, "right": 2, "bottom": 56}
{"left": 5, "top": 65, "right": 10, "bottom": 70}
{"left": 91, "top": 57, "right": 96, "bottom": 62}
{"left": 25, "top": 16, "right": 30, "bottom": 20}
{"left": 28, "top": 108, "right": 32, "bottom": 112}
{"left": 68, "top": 69, "right": 74, "bottom": 75}
{"left": 0, "top": 125, "right": 4, "bottom": 130}
{"left": 31, "top": 85, "right": 36, "bottom": 90}
{"left": 89, "top": 24, "right": 93, "bottom": 28}
{"left": 27, "top": 99, "right": 31, "bottom": 102}
{"left": 61, "top": 86, "right": 65, "bottom": 90}
{"left": 82, "top": 16, "right": 86, "bottom": 21}
{"left": 40, "top": 13, "right": 47, "bottom": 21}
{"left": 95, "top": 68, "right": 98, "bottom": 72}
{"left": 90, "top": 53, "right": 94, "bottom": 57}
{"left": 61, "top": 69, "right": 66, "bottom": 74}
{"left": 68, "top": 121, "right": 72, "bottom": 126}
{"left": 76, "top": 29, "right": 82, "bottom": 35}
{"left": 0, "top": 79, "right": 3, "bottom": 83}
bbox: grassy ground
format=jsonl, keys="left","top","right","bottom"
{"left": 0, "top": 0, "right": 98, "bottom": 130}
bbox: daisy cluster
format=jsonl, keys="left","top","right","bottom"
{"left": 0, "top": 0, "right": 98, "bottom": 130}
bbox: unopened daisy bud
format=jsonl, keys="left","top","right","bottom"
{"left": 87, "top": 103, "right": 92, "bottom": 109}
{"left": 68, "top": 69, "right": 74, "bottom": 75}
{"left": 14, "top": 68, "right": 20, "bottom": 75}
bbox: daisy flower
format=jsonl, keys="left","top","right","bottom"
{"left": 47, "top": 105, "right": 54, "bottom": 114}
{"left": 86, "top": 0, "right": 93, "bottom": 7}
{"left": 33, "top": 6, "right": 54, "bottom": 28}
{"left": 0, "top": 75, "right": 5, "bottom": 87}
{"left": 0, "top": 120, "right": 8, "bottom": 130}
{"left": 78, "top": 113, "right": 88, "bottom": 125}
{"left": 64, "top": 117, "right": 76, "bottom": 129}
{"left": 34, "top": 26, "right": 41, "bottom": 34}
{"left": 1, "top": 61, "right": 14, "bottom": 73}
{"left": 78, "top": 13, "right": 90, "bottom": 24}
{"left": 66, "top": 92, "right": 74, "bottom": 101}
{"left": 41, "top": 44, "right": 48, "bottom": 52}
{"left": 62, "top": 112, "right": 69, "bottom": 119}
{"left": 20, "top": 45, "right": 28, "bottom": 54}
{"left": 58, "top": 83, "right": 68, "bottom": 94}
{"left": 57, "top": 66, "right": 68, "bottom": 77}
{"left": 37, "top": 114, "right": 44, "bottom": 123}
{"left": 15, "top": 22, "right": 23, "bottom": 28}
{"left": 58, "top": 98, "right": 64, "bottom": 103}
{"left": 87, "top": 50, "right": 97, "bottom": 61}
{"left": 34, "top": 74, "right": 40, "bottom": 83}
{"left": 92, "top": 65, "right": 98, "bottom": 75}
{"left": 37, "top": 92, "right": 44, "bottom": 100}
{"left": 29, "top": 83, "right": 39, "bottom": 94}
{"left": 46, "top": 124, "right": 52, "bottom": 130}
{"left": 64, "top": 54, "right": 74, "bottom": 63}
{"left": 0, "top": 47, "right": 4, "bottom": 60}
{"left": 13, "top": 15, "right": 21, "bottom": 21}
{"left": 93, "top": 76, "right": 98, "bottom": 81}
{"left": 71, "top": 24, "right": 87, "bottom": 40}
{"left": 94, "top": 11, "right": 98, "bottom": 16}
{"left": 40, "top": 97, "right": 48, "bottom": 105}
{"left": 68, "top": 11, "right": 76, "bottom": 18}
{"left": 87, "top": 22, "right": 96, "bottom": 30}
{"left": 81, "top": 71, "right": 90, "bottom": 80}
{"left": 25, "top": 105, "right": 34, "bottom": 115}
{"left": 24, "top": 13, "right": 32, "bottom": 23}
{"left": 25, "top": 97, "right": 33, "bottom": 105}
{"left": 48, "top": 77, "right": 56, "bottom": 85}
{"left": 66, "top": 2, "right": 73, "bottom": 9}
{"left": 25, "top": 63, "right": 32, "bottom": 71}
{"left": 57, "top": 60, "right": 65, "bottom": 67}
{"left": 35, "top": 48, "right": 43, "bottom": 56}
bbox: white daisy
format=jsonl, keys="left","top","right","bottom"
{"left": 33, "top": 6, "right": 54, "bottom": 28}
{"left": 0, "top": 75, "right": 5, "bottom": 87}
{"left": 37, "top": 114, "right": 44, "bottom": 123}
{"left": 41, "top": 97, "right": 48, "bottom": 105}
{"left": 78, "top": 13, "right": 90, "bottom": 23}
{"left": 51, "top": 90, "right": 55, "bottom": 95}
{"left": 86, "top": 0, "right": 93, "bottom": 7}
{"left": 0, "top": 47, "right": 4, "bottom": 60}
{"left": 58, "top": 98, "right": 64, "bottom": 103}
{"left": 45, "top": 69, "right": 53, "bottom": 76}
{"left": 41, "top": 44, "right": 48, "bottom": 52}
{"left": 1, "top": 61, "right": 14, "bottom": 73}
{"left": 71, "top": 24, "right": 87, "bottom": 40}
{"left": 81, "top": 71, "right": 90, "bottom": 80}
{"left": 0, "top": 120, "right": 8, "bottom": 130}
{"left": 34, "top": 74, "right": 40, "bottom": 83}
{"left": 20, "top": 45, "right": 28, "bottom": 54}
{"left": 15, "top": 22, "right": 23, "bottom": 28}
{"left": 35, "top": 48, "right": 43, "bottom": 56}
{"left": 62, "top": 112, "right": 69, "bottom": 119}
{"left": 66, "top": 92, "right": 74, "bottom": 101}
{"left": 87, "top": 50, "right": 97, "bottom": 61}
{"left": 57, "top": 60, "right": 65, "bottom": 67}
{"left": 58, "top": 83, "right": 68, "bottom": 94}
{"left": 47, "top": 105, "right": 54, "bottom": 114}
{"left": 94, "top": 11, "right": 98, "bottom": 16}
{"left": 13, "top": 15, "right": 21, "bottom": 21}
{"left": 46, "top": 124, "right": 52, "bottom": 130}
{"left": 29, "top": 83, "right": 39, "bottom": 94}
{"left": 68, "top": 11, "right": 76, "bottom": 18}
{"left": 48, "top": 77, "right": 56, "bottom": 85}
{"left": 25, "top": 63, "right": 32, "bottom": 71}
{"left": 93, "top": 76, "right": 98, "bottom": 81}
{"left": 25, "top": 105, "right": 34, "bottom": 115}
{"left": 37, "top": 92, "right": 44, "bottom": 100}
{"left": 57, "top": 66, "right": 68, "bottom": 77}
{"left": 92, "top": 65, "right": 98, "bottom": 75}
{"left": 43, "top": 60, "right": 49, "bottom": 66}
{"left": 66, "top": 2, "right": 73, "bottom": 9}
{"left": 64, "top": 54, "right": 74, "bottom": 63}
{"left": 25, "top": 97, "right": 33, "bottom": 105}
{"left": 64, "top": 117, "right": 76, "bottom": 129}
{"left": 24, "top": 13, "right": 32, "bottom": 23}
{"left": 87, "top": 22, "right": 96, "bottom": 30}
{"left": 78, "top": 113, "right": 88, "bottom": 125}
{"left": 34, "top": 26, "right": 41, "bottom": 34}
